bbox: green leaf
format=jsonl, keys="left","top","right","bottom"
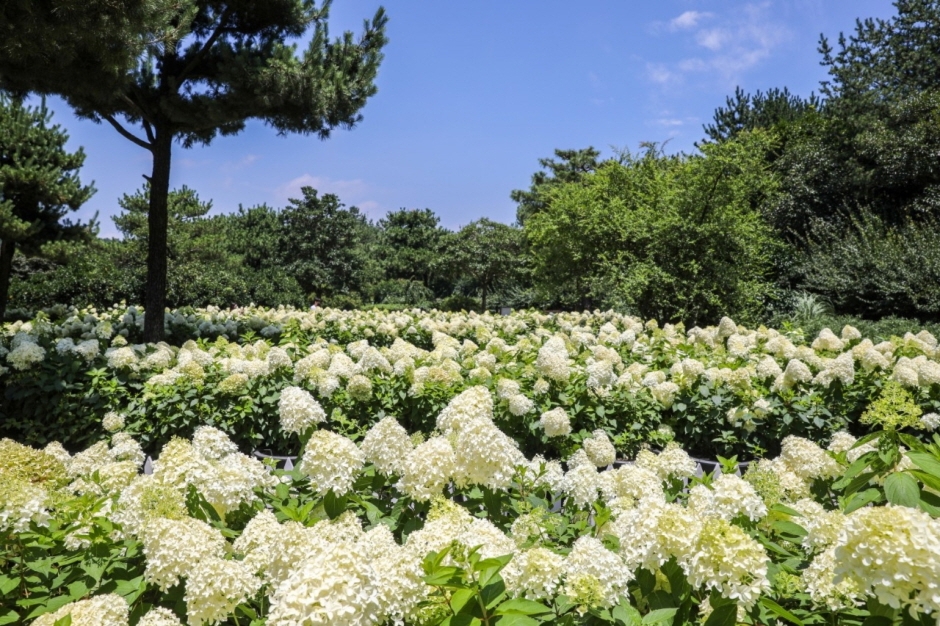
{"left": 494, "top": 615, "right": 540, "bottom": 626}
{"left": 769, "top": 503, "right": 801, "bottom": 517}
{"left": 441, "top": 615, "right": 481, "bottom": 626}
{"left": 0, "top": 609, "right": 21, "bottom": 626}
{"left": 702, "top": 603, "right": 737, "bottom": 626}
{"left": 0, "top": 575, "right": 18, "bottom": 596}
{"left": 450, "top": 588, "right": 477, "bottom": 615}
{"left": 760, "top": 598, "right": 804, "bottom": 626}
{"left": 613, "top": 602, "right": 643, "bottom": 626}
{"left": 861, "top": 617, "right": 894, "bottom": 626}
{"left": 771, "top": 520, "right": 807, "bottom": 540}
{"left": 907, "top": 451, "right": 940, "bottom": 479}
{"left": 884, "top": 472, "right": 921, "bottom": 507}
{"left": 423, "top": 566, "right": 462, "bottom": 586}
{"left": 323, "top": 490, "right": 347, "bottom": 519}
{"left": 646, "top": 590, "right": 675, "bottom": 610}
{"left": 844, "top": 488, "right": 883, "bottom": 514}
{"left": 495, "top": 598, "right": 553, "bottom": 616}
{"left": 643, "top": 608, "right": 677, "bottom": 624}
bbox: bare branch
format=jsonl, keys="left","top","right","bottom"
{"left": 142, "top": 120, "right": 155, "bottom": 144}
{"left": 104, "top": 115, "right": 152, "bottom": 151}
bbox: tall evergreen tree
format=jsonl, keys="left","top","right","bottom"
{"left": 511, "top": 148, "right": 602, "bottom": 225}
{"left": 702, "top": 86, "right": 820, "bottom": 144}
{"left": 0, "top": 1, "right": 388, "bottom": 340}
{"left": 0, "top": 94, "right": 95, "bottom": 320}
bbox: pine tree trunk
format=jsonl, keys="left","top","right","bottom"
{"left": 144, "top": 130, "right": 172, "bottom": 343}
{"left": 0, "top": 239, "right": 15, "bottom": 322}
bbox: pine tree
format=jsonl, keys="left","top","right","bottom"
{"left": 0, "top": 1, "right": 388, "bottom": 340}
{"left": 511, "top": 148, "right": 603, "bottom": 225}
{"left": 702, "top": 86, "right": 820, "bottom": 144}
{"left": 0, "top": 93, "right": 95, "bottom": 320}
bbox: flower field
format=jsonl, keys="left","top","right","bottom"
{"left": 2, "top": 306, "right": 940, "bottom": 625}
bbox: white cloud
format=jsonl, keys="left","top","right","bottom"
{"left": 669, "top": 10, "right": 712, "bottom": 31}
{"left": 646, "top": 62, "right": 678, "bottom": 85}
{"left": 695, "top": 28, "right": 729, "bottom": 51}
{"left": 275, "top": 174, "right": 382, "bottom": 216}
{"left": 646, "top": 2, "right": 788, "bottom": 87}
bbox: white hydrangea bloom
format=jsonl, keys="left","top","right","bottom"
{"left": 562, "top": 462, "right": 600, "bottom": 508}
{"left": 32, "top": 593, "right": 129, "bottom": 626}
{"left": 192, "top": 426, "right": 238, "bottom": 460}
{"left": 583, "top": 430, "right": 616, "bottom": 467}
{"left": 507, "top": 393, "right": 535, "bottom": 416}
{"left": 7, "top": 340, "right": 46, "bottom": 370}
{"left": 267, "top": 540, "right": 384, "bottom": 626}
{"left": 539, "top": 407, "right": 572, "bottom": 437}
{"left": 536, "top": 336, "right": 571, "bottom": 382}
{"left": 717, "top": 317, "right": 737, "bottom": 339}
{"left": 813, "top": 351, "right": 855, "bottom": 387}
{"left": 586, "top": 358, "right": 617, "bottom": 390}
{"left": 360, "top": 416, "right": 413, "bottom": 476}
{"left": 328, "top": 353, "right": 359, "bottom": 379}
{"left": 138, "top": 517, "right": 227, "bottom": 590}
{"left": 502, "top": 547, "right": 565, "bottom": 600}
{"left": 396, "top": 436, "right": 457, "bottom": 501}
{"left": 812, "top": 328, "right": 845, "bottom": 352}
{"left": 649, "top": 381, "right": 680, "bottom": 408}
{"left": 102, "top": 411, "right": 126, "bottom": 433}
{"left": 754, "top": 355, "right": 783, "bottom": 380}
{"left": 42, "top": 441, "right": 71, "bottom": 465}
{"left": 600, "top": 464, "right": 664, "bottom": 504}
{"left": 278, "top": 386, "right": 326, "bottom": 434}
{"left": 106, "top": 346, "right": 138, "bottom": 370}
{"left": 562, "top": 536, "right": 632, "bottom": 610}
{"left": 685, "top": 517, "right": 770, "bottom": 608}
{"left": 841, "top": 325, "right": 862, "bottom": 343}
{"left": 802, "top": 546, "right": 862, "bottom": 611}
{"left": 920, "top": 412, "right": 940, "bottom": 430}
{"left": 266, "top": 346, "right": 293, "bottom": 370}
{"left": 436, "top": 386, "right": 493, "bottom": 432}
{"left": 834, "top": 505, "right": 940, "bottom": 617}
{"left": 791, "top": 498, "right": 845, "bottom": 551}
{"left": 780, "top": 436, "right": 842, "bottom": 481}
{"left": 827, "top": 431, "right": 857, "bottom": 454}
{"left": 74, "top": 339, "right": 101, "bottom": 362}
{"left": 184, "top": 556, "right": 262, "bottom": 626}
{"left": 773, "top": 359, "right": 813, "bottom": 391}
{"left": 688, "top": 474, "right": 767, "bottom": 522}
{"left": 0, "top": 478, "right": 50, "bottom": 532}
{"left": 137, "top": 607, "right": 185, "bottom": 626}
{"left": 635, "top": 444, "right": 696, "bottom": 481}
{"left": 299, "top": 430, "right": 365, "bottom": 496}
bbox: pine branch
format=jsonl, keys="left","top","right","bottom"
{"left": 104, "top": 115, "right": 152, "bottom": 151}
{"left": 176, "top": 8, "right": 233, "bottom": 86}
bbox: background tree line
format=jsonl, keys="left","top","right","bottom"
{"left": 7, "top": 0, "right": 940, "bottom": 330}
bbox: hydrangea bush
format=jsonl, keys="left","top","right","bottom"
{"left": 2, "top": 385, "right": 940, "bottom": 626}
{"left": 5, "top": 306, "right": 940, "bottom": 460}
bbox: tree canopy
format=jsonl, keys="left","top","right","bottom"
{"left": 0, "top": 0, "right": 388, "bottom": 340}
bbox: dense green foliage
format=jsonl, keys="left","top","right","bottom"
{"left": 0, "top": 94, "right": 95, "bottom": 319}
{"left": 524, "top": 135, "right": 780, "bottom": 325}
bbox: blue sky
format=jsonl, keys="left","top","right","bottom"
{"left": 45, "top": 0, "right": 896, "bottom": 237}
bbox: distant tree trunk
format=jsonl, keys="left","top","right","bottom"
{"left": 0, "top": 239, "right": 15, "bottom": 321}
{"left": 144, "top": 129, "right": 172, "bottom": 342}
{"left": 481, "top": 285, "right": 487, "bottom": 312}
